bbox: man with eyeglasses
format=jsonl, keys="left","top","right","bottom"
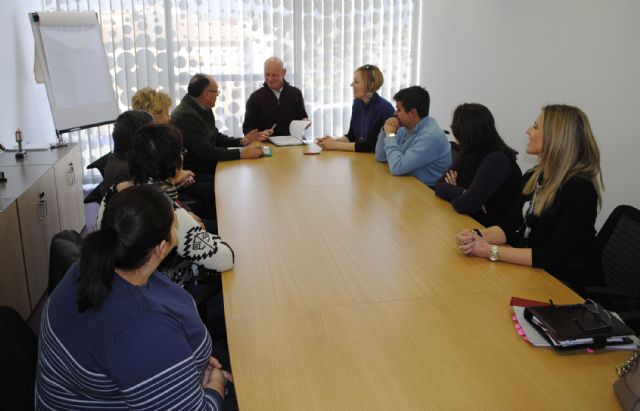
{"left": 243, "top": 57, "right": 308, "bottom": 137}
{"left": 171, "top": 73, "right": 271, "bottom": 176}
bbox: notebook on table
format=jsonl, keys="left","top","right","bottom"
{"left": 524, "top": 301, "right": 635, "bottom": 350}
{"left": 268, "top": 120, "right": 312, "bottom": 146}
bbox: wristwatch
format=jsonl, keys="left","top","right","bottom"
{"left": 387, "top": 132, "right": 397, "bottom": 138}
{"left": 488, "top": 245, "right": 499, "bottom": 262}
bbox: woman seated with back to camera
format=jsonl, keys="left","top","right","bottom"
{"left": 100, "top": 110, "right": 153, "bottom": 197}
{"left": 456, "top": 104, "right": 603, "bottom": 286}
{"left": 98, "top": 123, "right": 234, "bottom": 273}
{"left": 316, "top": 64, "right": 394, "bottom": 152}
{"left": 37, "top": 185, "right": 232, "bottom": 409}
{"left": 132, "top": 87, "right": 218, "bottom": 225}
{"left": 435, "top": 103, "right": 521, "bottom": 226}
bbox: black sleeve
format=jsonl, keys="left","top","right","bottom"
{"left": 243, "top": 93, "right": 258, "bottom": 135}
{"left": 297, "top": 89, "right": 308, "bottom": 119}
{"left": 174, "top": 113, "right": 240, "bottom": 162}
{"left": 215, "top": 132, "right": 243, "bottom": 148}
{"left": 531, "top": 179, "right": 598, "bottom": 271}
{"left": 434, "top": 180, "right": 465, "bottom": 202}
{"left": 345, "top": 104, "right": 356, "bottom": 142}
{"left": 451, "top": 152, "right": 511, "bottom": 214}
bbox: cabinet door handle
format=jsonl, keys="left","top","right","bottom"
{"left": 38, "top": 200, "right": 48, "bottom": 219}
{"left": 67, "top": 163, "right": 76, "bottom": 185}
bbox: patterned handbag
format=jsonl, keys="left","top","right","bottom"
{"left": 615, "top": 346, "right": 640, "bottom": 411}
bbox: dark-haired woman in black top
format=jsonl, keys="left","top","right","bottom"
{"left": 435, "top": 103, "right": 521, "bottom": 226}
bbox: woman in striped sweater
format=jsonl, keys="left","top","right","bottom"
{"left": 36, "top": 185, "right": 231, "bottom": 410}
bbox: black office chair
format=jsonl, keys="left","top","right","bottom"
{"left": 580, "top": 205, "right": 640, "bottom": 331}
{"left": 84, "top": 153, "right": 111, "bottom": 204}
{"left": 0, "top": 306, "right": 38, "bottom": 411}
{"left": 48, "top": 230, "right": 82, "bottom": 295}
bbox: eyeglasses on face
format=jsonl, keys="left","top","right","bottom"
{"left": 206, "top": 88, "right": 221, "bottom": 96}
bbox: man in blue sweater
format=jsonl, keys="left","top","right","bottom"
{"left": 375, "top": 86, "right": 451, "bottom": 186}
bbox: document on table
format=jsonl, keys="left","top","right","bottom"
{"left": 268, "top": 120, "right": 312, "bottom": 146}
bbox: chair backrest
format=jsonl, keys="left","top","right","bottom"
{"left": 0, "top": 306, "right": 38, "bottom": 410}
{"left": 86, "top": 152, "right": 111, "bottom": 177}
{"left": 48, "top": 230, "right": 82, "bottom": 295}
{"left": 596, "top": 205, "right": 640, "bottom": 293}
{"left": 84, "top": 152, "right": 111, "bottom": 204}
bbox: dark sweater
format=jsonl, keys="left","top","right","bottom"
{"left": 36, "top": 263, "right": 223, "bottom": 410}
{"left": 171, "top": 95, "right": 242, "bottom": 174}
{"left": 345, "top": 93, "right": 395, "bottom": 152}
{"left": 243, "top": 80, "right": 308, "bottom": 137}
{"left": 498, "top": 170, "right": 600, "bottom": 286}
{"left": 434, "top": 151, "right": 522, "bottom": 226}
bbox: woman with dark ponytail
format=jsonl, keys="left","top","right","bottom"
{"left": 37, "top": 185, "right": 232, "bottom": 409}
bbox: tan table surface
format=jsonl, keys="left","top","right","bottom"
{"left": 215, "top": 145, "right": 626, "bottom": 411}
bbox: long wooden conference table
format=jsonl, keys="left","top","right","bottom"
{"left": 215, "top": 144, "right": 626, "bottom": 410}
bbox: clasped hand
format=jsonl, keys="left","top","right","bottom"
{"left": 444, "top": 170, "right": 458, "bottom": 185}
{"left": 201, "top": 356, "right": 233, "bottom": 397}
{"left": 456, "top": 229, "right": 490, "bottom": 257}
{"left": 315, "top": 135, "right": 337, "bottom": 150}
{"left": 383, "top": 117, "right": 400, "bottom": 135}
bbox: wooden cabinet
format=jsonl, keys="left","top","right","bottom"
{"left": 54, "top": 145, "right": 85, "bottom": 232}
{"left": 0, "top": 202, "right": 31, "bottom": 319}
{"left": 16, "top": 168, "right": 61, "bottom": 309}
{"left": 0, "top": 143, "right": 84, "bottom": 318}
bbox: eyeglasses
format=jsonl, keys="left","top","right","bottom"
{"left": 550, "top": 299, "right": 613, "bottom": 332}
{"left": 206, "top": 88, "right": 221, "bottom": 96}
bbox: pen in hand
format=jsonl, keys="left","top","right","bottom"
{"left": 263, "top": 123, "right": 277, "bottom": 137}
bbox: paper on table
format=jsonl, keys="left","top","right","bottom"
{"left": 268, "top": 120, "right": 313, "bottom": 146}
{"left": 513, "top": 306, "right": 550, "bottom": 347}
{"left": 289, "top": 120, "right": 312, "bottom": 139}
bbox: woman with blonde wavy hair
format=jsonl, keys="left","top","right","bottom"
{"left": 131, "top": 87, "right": 172, "bottom": 123}
{"left": 456, "top": 104, "right": 604, "bottom": 286}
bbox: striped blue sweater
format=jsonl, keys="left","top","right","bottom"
{"left": 36, "top": 263, "right": 223, "bottom": 410}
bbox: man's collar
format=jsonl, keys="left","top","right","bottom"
{"left": 263, "top": 78, "right": 289, "bottom": 92}
{"left": 187, "top": 94, "right": 210, "bottom": 112}
{"left": 405, "top": 116, "right": 430, "bottom": 133}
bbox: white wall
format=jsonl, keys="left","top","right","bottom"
{"left": 0, "top": 1, "right": 55, "bottom": 149}
{"left": 420, "top": 0, "right": 640, "bottom": 227}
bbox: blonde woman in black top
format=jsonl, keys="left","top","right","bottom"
{"left": 456, "top": 105, "right": 603, "bottom": 286}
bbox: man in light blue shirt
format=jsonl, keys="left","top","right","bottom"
{"left": 375, "top": 86, "right": 451, "bottom": 186}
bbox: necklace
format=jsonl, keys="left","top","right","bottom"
{"left": 359, "top": 100, "right": 371, "bottom": 142}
